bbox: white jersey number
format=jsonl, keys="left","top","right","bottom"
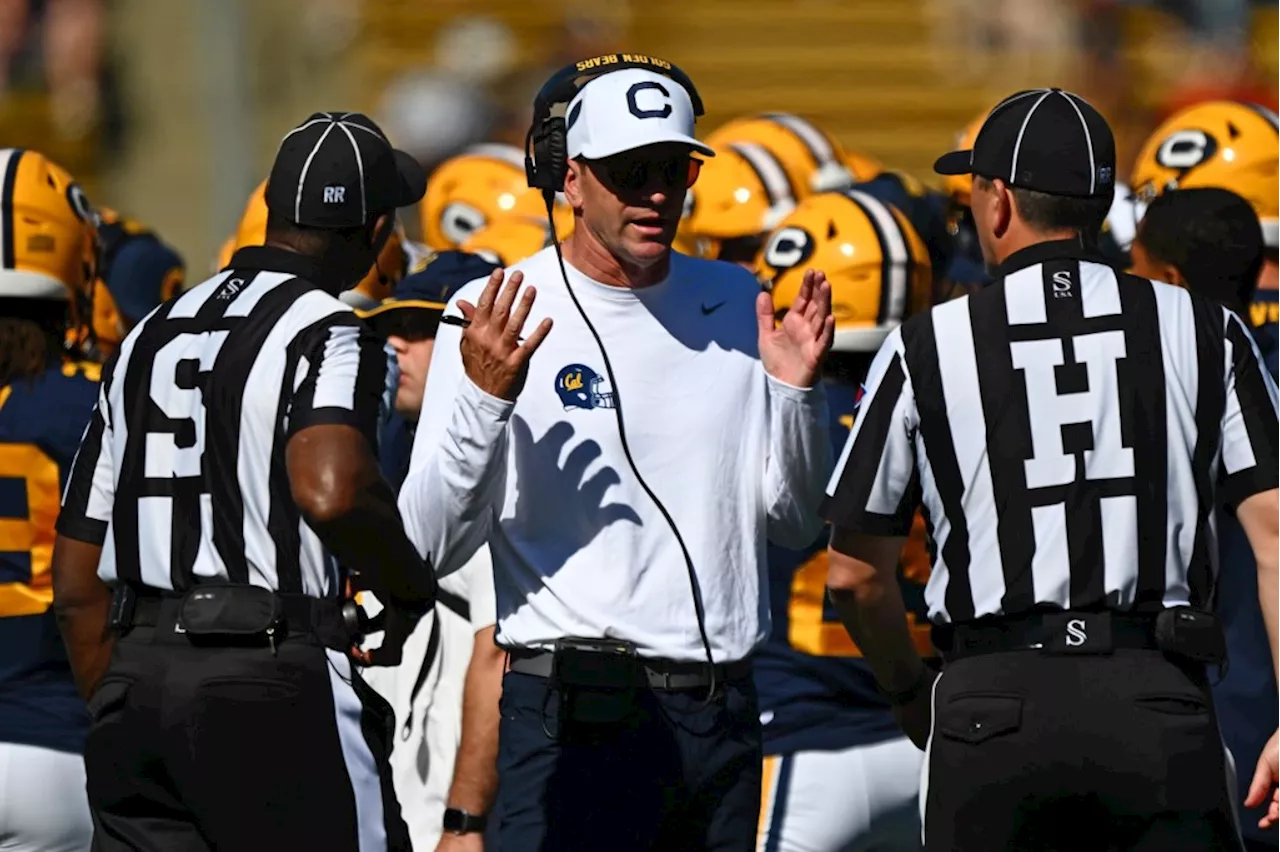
{"left": 1011, "top": 329, "right": 1133, "bottom": 489}
{"left": 144, "top": 331, "right": 229, "bottom": 479}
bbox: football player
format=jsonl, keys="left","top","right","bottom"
{"left": 0, "top": 148, "right": 100, "bottom": 851}
{"left": 85, "top": 208, "right": 185, "bottom": 358}
{"left": 220, "top": 179, "right": 411, "bottom": 310}
{"left": 419, "top": 143, "right": 572, "bottom": 251}
{"left": 1132, "top": 102, "right": 1280, "bottom": 848}
{"left": 705, "top": 113, "right": 872, "bottom": 194}
{"left": 1131, "top": 100, "right": 1278, "bottom": 318}
{"left": 677, "top": 142, "right": 797, "bottom": 267}
{"left": 753, "top": 190, "right": 934, "bottom": 852}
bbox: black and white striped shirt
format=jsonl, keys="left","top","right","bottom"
{"left": 823, "top": 239, "right": 1280, "bottom": 624}
{"left": 57, "top": 246, "right": 387, "bottom": 597}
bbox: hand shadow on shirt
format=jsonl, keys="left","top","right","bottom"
{"left": 508, "top": 417, "right": 643, "bottom": 582}
{"left": 630, "top": 288, "right": 761, "bottom": 359}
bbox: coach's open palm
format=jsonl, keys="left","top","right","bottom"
{"left": 758, "top": 269, "right": 835, "bottom": 389}
{"left": 458, "top": 269, "right": 554, "bottom": 401}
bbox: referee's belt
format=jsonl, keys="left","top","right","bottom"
{"left": 505, "top": 646, "right": 753, "bottom": 691}
{"left": 110, "top": 585, "right": 353, "bottom": 652}
{"left": 932, "top": 610, "right": 1161, "bottom": 662}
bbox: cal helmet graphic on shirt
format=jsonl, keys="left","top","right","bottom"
{"left": 555, "top": 364, "right": 615, "bottom": 410}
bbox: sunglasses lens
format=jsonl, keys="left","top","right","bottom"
{"left": 626, "top": 161, "right": 649, "bottom": 191}
{"left": 686, "top": 158, "right": 702, "bottom": 188}
{"left": 602, "top": 155, "right": 694, "bottom": 192}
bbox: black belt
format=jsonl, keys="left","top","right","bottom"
{"left": 115, "top": 587, "right": 353, "bottom": 652}
{"left": 506, "top": 647, "right": 753, "bottom": 690}
{"left": 932, "top": 610, "right": 1161, "bottom": 662}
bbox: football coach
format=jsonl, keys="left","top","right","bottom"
{"left": 398, "top": 54, "right": 835, "bottom": 850}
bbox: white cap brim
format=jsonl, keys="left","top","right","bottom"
{"left": 575, "top": 133, "right": 715, "bottom": 160}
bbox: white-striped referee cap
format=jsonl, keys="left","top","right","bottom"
{"left": 934, "top": 89, "right": 1116, "bottom": 199}
{"left": 265, "top": 112, "right": 427, "bottom": 228}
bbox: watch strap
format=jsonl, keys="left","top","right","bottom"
{"left": 443, "top": 807, "right": 487, "bottom": 834}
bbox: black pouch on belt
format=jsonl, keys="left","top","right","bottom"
{"left": 1154, "top": 607, "right": 1227, "bottom": 666}
{"left": 177, "top": 585, "right": 281, "bottom": 641}
{"left": 552, "top": 638, "right": 640, "bottom": 727}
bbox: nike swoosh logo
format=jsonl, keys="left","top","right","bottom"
{"left": 701, "top": 301, "right": 727, "bottom": 315}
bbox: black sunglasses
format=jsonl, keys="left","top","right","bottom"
{"left": 590, "top": 154, "right": 702, "bottom": 193}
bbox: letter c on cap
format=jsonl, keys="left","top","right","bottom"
{"left": 627, "top": 81, "right": 672, "bottom": 120}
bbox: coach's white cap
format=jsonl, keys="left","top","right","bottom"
{"left": 565, "top": 68, "right": 715, "bottom": 160}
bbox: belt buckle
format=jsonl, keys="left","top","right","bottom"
{"left": 1040, "top": 612, "right": 1113, "bottom": 655}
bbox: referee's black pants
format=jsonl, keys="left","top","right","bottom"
{"left": 923, "top": 649, "right": 1242, "bottom": 851}
{"left": 84, "top": 620, "right": 410, "bottom": 852}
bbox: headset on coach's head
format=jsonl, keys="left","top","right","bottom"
{"left": 524, "top": 53, "right": 706, "bottom": 208}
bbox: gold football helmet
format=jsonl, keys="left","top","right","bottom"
{"left": 461, "top": 217, "right": 553, "bottom": 268}
{"left": 759, "top": 190, "right": 932, "bottom": 352}
{"left": 1131, "top": 101, "right": 1279, "bottom": 246}
{"left": 0, "top": 149, "right": 98, "bottom": 346}
{"left": 421, "top": 143, "right": 572, "bottom": 249}
{"left": 678, "top": 142, "right": 798, "bottom": 265}
{"left": 705, "top": 113, "right": 855, "bottom": 195}
{"left": 215, "top": 235, "right": 237, "bottom": 271}
{"left": 0, "top": 148, "right": 97, "bottom": 302}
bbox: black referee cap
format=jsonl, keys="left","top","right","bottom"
{"left": 934, "top": 88, "right": 1116, "bottom": 199}
{"left": 265, "top": 112, "right": 427, "bottom": 229}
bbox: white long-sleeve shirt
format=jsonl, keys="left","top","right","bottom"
{"left": 399, "top": 247, "right": 830, "bottom": 662}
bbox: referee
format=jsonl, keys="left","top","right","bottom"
{"left": 822, "top": 89, "right": 1280, "bottom": 850}
{"left": 51, "top": 112, "right": 434, "bottom": 852}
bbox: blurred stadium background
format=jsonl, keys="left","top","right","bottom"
{"left": 1, "top": 0, "right": 1275, "bottom": 273}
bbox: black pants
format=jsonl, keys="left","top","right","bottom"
{"left": 495, "top": 671, "right": 763, "bottom": 851}
{"left": 85, "top": 622, "right": 409, "bottom": 852}
{"left": 924, "top": 649, "right": 1243, "bottom": 852}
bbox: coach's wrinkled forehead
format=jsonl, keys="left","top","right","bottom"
{"left": 565, "top": 69, "right": 716, "bottom": 161}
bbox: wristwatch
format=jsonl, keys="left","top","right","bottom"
{"left": 442, "top": 807, "right": 487, "bottom": 835}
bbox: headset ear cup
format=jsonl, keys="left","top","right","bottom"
{"left": 543, "top": 117, "right": 568, "bottom": 191}
{"left": 530, "top": 117, "right": 568, "bottom": 192}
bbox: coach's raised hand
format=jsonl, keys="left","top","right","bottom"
{"left": 457, "top": 269, "right": 553, "bottom": 401}
{"left": 758, "top": 268, "right": 835, "bottom": 389}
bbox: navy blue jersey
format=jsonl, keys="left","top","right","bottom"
{"left": 378, "top": 410, "right": 415, "bottom": 494}
{"left": 0, "top": 361, "right": 100, "bottom": 753}
{"left": 1214, "top": 291, "right": 1278, "bottom": 846}
{"left": 755, "top": 377, "right": 933, "bottom": 755}
{"left": 1248, "top": 289, "right": 1279, "bottom": 373}
{"left": 941, "top": 210, "right": 991, "bottom": 298}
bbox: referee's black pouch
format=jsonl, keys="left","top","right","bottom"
{"left": 1154, "top": 608, "right": 1226, "bottom": 665}
{"left": 177, "top": 585, "right": 281, "bottom": 637}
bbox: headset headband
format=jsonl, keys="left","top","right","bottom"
{"left": 531, "top": 53, "right": 705, "bottom": 126}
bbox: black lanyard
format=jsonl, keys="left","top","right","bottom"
{"left": 400, "top": 586, "right": 470, "bottom": 740}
